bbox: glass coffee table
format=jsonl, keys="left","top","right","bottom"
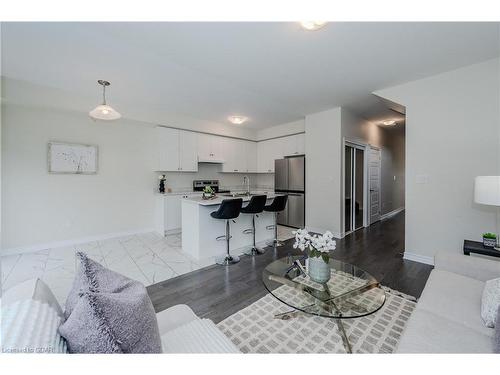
{"left": 262, "top": 256, "right": 386, "bottom": 353}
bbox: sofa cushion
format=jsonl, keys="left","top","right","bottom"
{"left": 397, "top": 309, "right": 494, "bottom": 353}
{"left": 3, "top": 278, "right": 63, "bottom": 318}
{"left": 1, "top": 299, "right": 68, "bottom": 353}
{"left": 481, "top": 277, "right": 500, "bottom": 328}
{"left": 58, "top": 293, "right": 123, "bottom": 354}
{"left": 416, "top": 269, "right": 493, "bottom": 336}
{"left": 156, "top": 304, "right": 199, "bottom": 336}
{"left": 59, "top": 285, "right": 162, "bottom": 353}
{"left": 161, "top": 318, "right": 240, "bottom": 353}
{"left": 495, "top": 307, "right": 500, "bottom": 353}
{"left": 60, "top": 253, "right": 162, "bottom": 353}
{"left": 64, "top": 252, "right": 134, "bottom": 319}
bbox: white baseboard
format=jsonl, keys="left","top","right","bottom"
{"left": 380, "top": 207, "right": 405, "bottom": 221}
{"left": 1, "top": 228, "right": 156, "bottom": 257}
{"left": 403, "top": 251, "right": 434, "bottom": 266}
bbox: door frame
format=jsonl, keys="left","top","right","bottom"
{"left": 342, "top": 138, "right": 369, "bottom": 237}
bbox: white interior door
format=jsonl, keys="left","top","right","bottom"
{"left": 369, "top": 146, "right": 381, "bottom": 224}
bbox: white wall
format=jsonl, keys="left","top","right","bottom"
{"left": 341, "top": 108, "right": 405, "bottom": 222}
{"left": 375, "top": 58, "right": 500, "bottom": 263}
{"left": 256, "top": 119, "right": 305, "bottom": 141}
{"left": 2, "top": 103, "right": 159, "bottom": 250}
{"left": 305, "top": 107, "right": 342, "bottom": 237}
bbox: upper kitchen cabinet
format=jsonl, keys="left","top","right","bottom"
{"left": 257, "top": 134, "right": 305, "bottom": 173}
{"left": 178, "top": 130, "right": 198, "bottom": 171}
{"left": 221, "top": 138, "right": 247, "bottom": 173}
{"left": 197, "top": 133, "right": 225, "bottom": 163}
{"left": 155, "top": 127, "right": 198, "bottom": 172}
{"left": 282, "top": 133, "right": 305, "bottom": 157}
{"left": 257, "top": 138, "right": 281, "bottom": 173}
{"left": 246, "top": 141, "right": 258, "bottom": 173}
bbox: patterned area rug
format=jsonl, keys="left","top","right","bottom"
{"left": 217, "top": 286, "right": 416, "bottom": 354}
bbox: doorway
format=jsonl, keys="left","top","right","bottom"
{"left": 344, "top": 142, "right": 365, "bottom": 234}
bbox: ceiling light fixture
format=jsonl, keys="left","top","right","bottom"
{"left": 300, "top": 21, "right": 327, "bottom": 31}
{"left": 89, "top": 80, "right": 121, "bottom": 121}
{"left": 228, "top": 115, "right": 248, "bottom": 125}
{"left": 381, "top": 120, "right": 396, "bottom": 126}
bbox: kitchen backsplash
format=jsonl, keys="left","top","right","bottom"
{"left": 156, "top": 163, "right": 274, "bottom": 193}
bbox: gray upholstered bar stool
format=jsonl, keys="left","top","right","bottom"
{"left": 241, "top": 195, "right": 268, "bottom": 256}
{"left": 211, "top": 198, "right": 243, "bottom": 266}
{"left": 264, "top": 195, "right": 288, "bottom": 247}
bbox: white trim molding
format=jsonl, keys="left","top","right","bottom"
{"left": 403, "top": 251, "right": 434, "bottom": 266}
{"left": 1, "top": 228, "right": 156, "bottom": 257}
{"left": 380, "top": 207, "right": 405, "bottom": 221}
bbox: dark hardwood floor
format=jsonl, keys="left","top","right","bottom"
{"left": 147, "top": 211, "right": 433, "bottom": 323}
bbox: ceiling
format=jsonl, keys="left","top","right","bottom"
{"left": 2, "top": 22, "right": 499, "bottom": 129}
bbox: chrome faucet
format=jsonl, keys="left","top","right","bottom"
{"left": 243, "top": 176, "right": 250, "bottom": 196}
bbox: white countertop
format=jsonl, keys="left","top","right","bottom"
{"left": 183, "top": 192, "right": 280, "bottom": 206}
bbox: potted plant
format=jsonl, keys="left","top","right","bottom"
{"left": 482, "top": 232, "right": 497, "bottom": 248}
{"left": 202, "top": 186, "right": 215, "bottom": 199}
{"left": 293, "top": 229, "right": 336, "bottom": 284}
{"left": 158, "top": 174, "right": 166, "bottom": 194}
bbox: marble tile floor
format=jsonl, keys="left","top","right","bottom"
{"left": 1, "top": 226, "right": 296, "bottom": 305}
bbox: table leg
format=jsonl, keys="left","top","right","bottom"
{"left": 335, "top": 318, "right": 352, "bottom": 354}
{"left": 274, "top": 309, "right": 303, "bottom": 320}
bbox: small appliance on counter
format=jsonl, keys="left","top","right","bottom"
{"left": 193, "top": 180, "right": 230, "bottom": 194}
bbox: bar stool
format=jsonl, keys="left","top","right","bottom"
{"left": 241, "top": 195, "right": 268, "bottom": 256}
{"left": 211, "top": 198, "right": 243, "bottom": 266}
{"left": 264, "top": 195, "right": 288, "bottom": 247}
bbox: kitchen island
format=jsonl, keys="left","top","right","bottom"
{"left": 181, "top": 193, "right": 281, "bottom": 262}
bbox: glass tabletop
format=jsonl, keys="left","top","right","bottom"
{"left": 262, "top": 256, "right": 386, "bottom": 319}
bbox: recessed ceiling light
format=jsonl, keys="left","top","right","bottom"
{"left": 381, "top": 120, "right": 396, "bottom": 126}
{"left": 228, "top": 116, "right": 248, "bottom": 125}
{"left": 300, "top": 21, "right": 327, "bottom": 31}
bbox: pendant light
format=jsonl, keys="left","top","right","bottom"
{"left": 89, "top": 80, "right": 121, "bottom": 121}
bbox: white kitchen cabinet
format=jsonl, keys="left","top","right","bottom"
{"left": 156, "top": 192, "right": 203, "bottom": 236}
{"left": 156, "top": 127, "right": 198, "bottom": 172}
{"left": 245, "top": 141, "right": 258, "bottom": 173}
{"left": 156, "top": 127, "right": 179, "bottom": 171}
{"left": 257, "top": 138, "right": 278, "bottom": 173}
{"left": 282, "top": 134, "right": 305, "bottom": 157}
{"left": 295, "top": 133, "right": 305, "bottom": 155}
{"left": 197, "top": 133, "right": 225, "bottom": 163}
{"left": 221, "top": 138, "right": 247, "bottom": 173}
{"left": 165, "top": 195, "right": 182, "bottom": 232}
{"left": 179, "top": 131, "right": 198, "bottom": 172}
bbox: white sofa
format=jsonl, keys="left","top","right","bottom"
{"left": 397, "top": 251, "right": 500, "bottom": 353}
{"left": 1, "top": 278, "right": 240, "bottom": 353}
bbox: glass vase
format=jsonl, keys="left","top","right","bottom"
{"left": 308, "top": 256, "right": 331, "bottom": 284}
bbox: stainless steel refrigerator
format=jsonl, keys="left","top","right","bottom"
{"left": 275, "top": 156, "right": 305, "bottom": 228}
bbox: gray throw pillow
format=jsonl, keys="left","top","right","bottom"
{"left": 481, "top": 277, "right": 500, "bottom": 327}
{"left": 495, "top": 306, "right": 500, "bottom": 354}
{"left": 60, "top": 252, "right": 162, "bottom": 353}
{"left": 64, "top": 252, "right": 135, "bottom": 319}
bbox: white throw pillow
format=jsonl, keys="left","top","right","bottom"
{"left": 481, "top": 277, "right": 500, "bottom": 328}
{"left": 2, "top": 278, "right": 63, "bottom": 318}
{"left": 1, "top": 299, "right": 68, "bottom": 353}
